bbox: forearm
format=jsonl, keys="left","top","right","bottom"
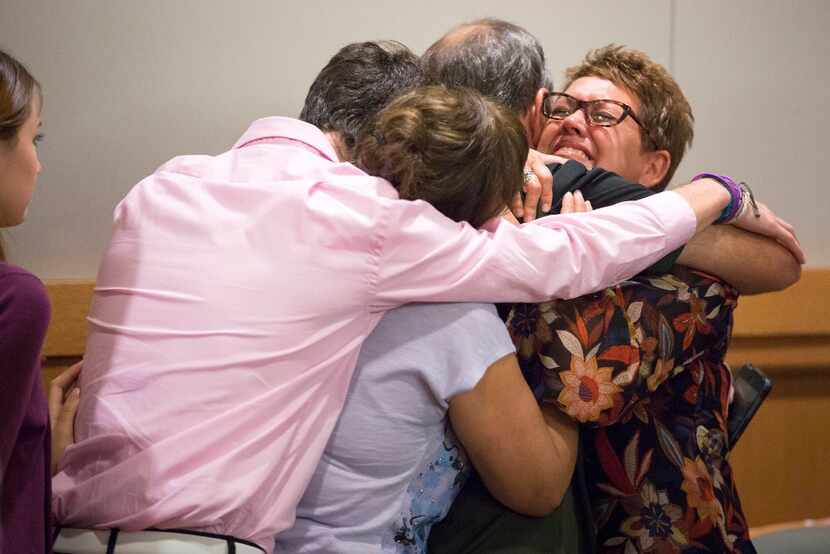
{"left": 467, "top": 413, "right": 576, "bottom": 516}
{"left": 670, "top": 178, "right": 731, "bottom": 233}
{"left": 553, "top": 165, "right": 730, "bottom": 233}
{"left": 449, "top": 354, "right": 578, "bottom": 516}
{"left": 377, "top": 192, "right": 698, "bottom": 307}
{"left": 548, "top": 163, "right": 682, "bottom": 275}
{"left": 679, "top": 226, "right": 801, "bottom": 294}
{"left": 539, "top": 403, "right": 579, "bottom": 506}
{"left": 488, "top": 405, "right": 576, "bottom": 516}
{"left": 582, "top": 172, "right": 801, "bottom": 289}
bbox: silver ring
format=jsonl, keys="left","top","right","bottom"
{"left": 523, "top": 169, "right": 535, "bottom": 184}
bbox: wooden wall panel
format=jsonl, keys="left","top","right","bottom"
{"left": 724, "top": 270, "right": 830, "bottom": 527}
{"left": 729, "top": 269, "right": 830, "bottom": 337}
{"left": 729, "top": 371, "right": 830, "bottom": 527}
{"left": 42, "top": 280, "right": 94, "bottom": 357}
{"left": 43, "top": 270, "right": 830, "bottom": 358}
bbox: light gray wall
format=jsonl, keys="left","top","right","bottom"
{"left": 0, "top": 0, "right": 826, "bottom": 278}
{"left": 672, "top": 0, "right": 829, "bottom": 267}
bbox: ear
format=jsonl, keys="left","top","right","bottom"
{"left": 520, "top": 88, "right": 549, "bottom": 148}
{"left": 638, "top": 149, "right": 671, "bottom": 189}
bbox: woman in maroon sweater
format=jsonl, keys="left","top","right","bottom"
{"left": 0, "top": 49, "right": 78, "bottom": 554}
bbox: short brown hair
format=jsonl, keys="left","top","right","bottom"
{"left": 564, "top": 45, "right": 693, "bottom": 190}
{"left": 354, "top": 85, "right": 527, "bottom": 228}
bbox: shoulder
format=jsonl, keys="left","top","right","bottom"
{"left": 550, "top": 160, "right": 587, "bottom": 184}
{"left": 366, "top": 303, "right": 514, "bottom": 401}
{"left": 367, "top": 303, "right": 509, "bottom": 359}
{"left": 0, "top": 263, "right": 49, "bottom": 303}
{"left": 0, "top": 263, "right": 51, "bottom": 326}
{"left": 365, "top": 303, "right": 513, "bottom": 370}
{"left": 381, "top": 302, "right": 505, "bottom": 338}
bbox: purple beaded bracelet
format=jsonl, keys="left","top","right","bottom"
{"left": 691, "top": 172, "right": 743, "bottom": 224}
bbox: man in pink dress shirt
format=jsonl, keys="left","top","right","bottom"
{"left": 52, "top": 41, "right": 777, "bottom": 553}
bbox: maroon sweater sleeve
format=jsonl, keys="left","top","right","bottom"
{"left": 0, "top": 264, "right": 51, "bottom": 474}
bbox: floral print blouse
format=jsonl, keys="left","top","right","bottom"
{"left": 507, "top": 267, "right": 756, "bottom": 553}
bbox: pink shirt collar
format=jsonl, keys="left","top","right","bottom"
{"left": 233, "top": 116, "right": 339, "bottom": 162}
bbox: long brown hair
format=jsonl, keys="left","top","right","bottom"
{"left": 354, "top": 85, "right": 527, "bottom": 228}
{"left": 0, "top": 49, "right": 41, "bottom": 260}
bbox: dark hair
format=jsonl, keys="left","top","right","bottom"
{"left": 422, "top": 19, "right": 550, "bottom": 115}
{"left": 354, "top": 85, "right": 527, "bottom": 229}
{"left": 0, "top": 49, "right": 41, "bottom": 260}
{"left": 0, "top": 49, "right": 41, "bottom": 145}
{"left": 564, "top": 45, "right": 694, "bottom": 191}
{"left": 299, "top": 40, "right": 423, "bottom": 157}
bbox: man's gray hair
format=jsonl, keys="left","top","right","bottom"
{"left": 422, "top": 19, "right": 551, "bottom": 114}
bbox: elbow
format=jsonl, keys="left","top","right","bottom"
{"left": 524, "top": 484, "right": 568, "bottom": 517}
{"left": 742, "top": 254, "right": 802, "bottom": 295}
{"left": 778, "top": 257, "right": 802, "bottom": 290}
{"left": 496, "top": 476, "right": 569, "bottom": 517}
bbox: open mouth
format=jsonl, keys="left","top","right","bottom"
{"left": 553, "top": 145, "right": 593, "bottom": 165}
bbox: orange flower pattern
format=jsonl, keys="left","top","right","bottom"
{"left": 558, "top": 354, "right": 621, "bottom": 422}
{"left": 507, "top": 267, "right": 754, "bottom": 553}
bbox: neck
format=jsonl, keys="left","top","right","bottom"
{"left": 324, "top": 131, "right": 350, "bottom": 162}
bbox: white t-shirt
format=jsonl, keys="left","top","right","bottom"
{"left": 275, "top": 303, "right": 515, "bottom": 553}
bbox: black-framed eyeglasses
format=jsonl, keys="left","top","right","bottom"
{"left": 542, "top": 91, "right": 648, "bottom": 131}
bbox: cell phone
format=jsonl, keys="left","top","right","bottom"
{"left": 727, "top": 363, "right": 773, "bottom": 449}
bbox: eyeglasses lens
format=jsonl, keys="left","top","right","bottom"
{"left": 546, "top": 94, "right": 626, "bottom": 127}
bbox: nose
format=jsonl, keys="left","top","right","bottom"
{"left": 560, "top": 108, "right": 589, "bottom": 137}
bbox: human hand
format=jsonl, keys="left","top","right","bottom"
{"left": 499, "top": 206, "right": 520, "bottom": 225}
{"left": 49, "top": 360, "right": 82, "bottom": 476}
{"left": 560, "top": 190, "right": 592, "bottom": 214}
{"left": 731, "top": 201, "right": 805, "bottom": 264}
{"left": 510, "top": 149, "right": 568, "bottom": 222}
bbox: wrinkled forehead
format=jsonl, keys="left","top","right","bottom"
{"left": 564, "top": 76, "right": 641, "bottom": 112}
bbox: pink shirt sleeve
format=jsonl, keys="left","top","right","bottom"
{"left": 371, "top": 191, "right": 696, "bottom": 310}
